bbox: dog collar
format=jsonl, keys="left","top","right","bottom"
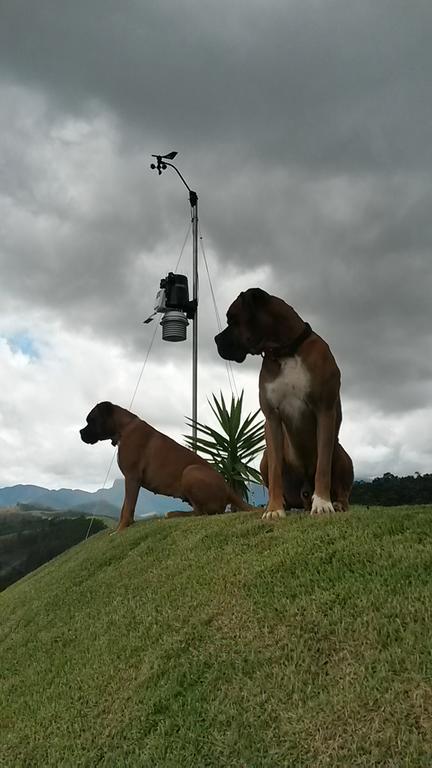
{"left": 264, "top": 322, "right": 313, "bottom": 360}
{"left": 111, "top": 416, "right": 139, "bottom": 446}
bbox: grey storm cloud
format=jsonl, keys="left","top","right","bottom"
{"left": 1, "top": 0, "right": 432, "bottom": 437}
{"left": 1, "top": 0, "right": 431, "bottom": 172}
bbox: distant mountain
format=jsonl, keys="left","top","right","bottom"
{"left": 72, "top": 500, "right": 122, "bottom": 518}
{"left": 29, "top": 488, "right": 96, "bottom": 510}
{"left": 0, "top": 480, "right": 268, "bottom": 517}
{"left": 0, "top": 479, "right": 191, "bottom": 517}
{"left": 0, "top": 484, "right": 51, "bottom": 507}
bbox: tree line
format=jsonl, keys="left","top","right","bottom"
{"left": 351, "top": 473, "right": 432, "bottom": 506}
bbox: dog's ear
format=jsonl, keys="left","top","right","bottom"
{"left": 241, "top": 288, "right": 270, "bottom": 314}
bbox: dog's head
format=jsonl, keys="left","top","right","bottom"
{"left": 79, "top": 401, "right": 116, "bottom": 445}
{"left": 215, "top": 288, "right": 274, "bottom": 362}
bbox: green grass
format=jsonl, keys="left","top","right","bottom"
{"left": 2, "top": 506, "right": 432, "bottom": 767}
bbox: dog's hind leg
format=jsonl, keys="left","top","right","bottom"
{"left": 181, "top": 465, "right": 227, "bottom": 516}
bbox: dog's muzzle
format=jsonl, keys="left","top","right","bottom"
{"left": 214, "top": 329, "right": 247, "bottom": 363}
{"left": 80, "top": 426, "right": 99, "bottom": 445}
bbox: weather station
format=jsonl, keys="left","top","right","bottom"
{"left": 146, "top": 152, "right": 199, "bottom": 445}
{"left": 145, "top": 271, "right": 196, "bottom": 342}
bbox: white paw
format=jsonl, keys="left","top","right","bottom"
{"left": 311, "top": 495, "right": 335, "bottom": 515}
{"left": 262, "top": 508, "right": 287, "bottom": 520}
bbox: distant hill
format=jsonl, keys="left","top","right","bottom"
{"left": 0, "top": 480, "right": 268, "bottom": 517}
{"left": 0, "top": 510, "right": 106, "bottom": 590}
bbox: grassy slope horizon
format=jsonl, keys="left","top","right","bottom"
{"left": 2, "top": 506, "right": 432, "bottom": 767}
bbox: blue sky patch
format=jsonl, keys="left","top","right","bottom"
{"left": 8, "top": 332, "right": 41, "bottom": 360}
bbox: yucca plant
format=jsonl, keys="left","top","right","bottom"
{"left": 185, "top": 390, "right": 266, "bottom": 503}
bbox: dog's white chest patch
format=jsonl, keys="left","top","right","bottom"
{"left": 265, "top": 356, "right": 311, "bottom": 423}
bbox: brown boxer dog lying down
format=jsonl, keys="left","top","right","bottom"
{"left": 215, "top": 288, "right": 354, "bottom": 519}
{"left": 80, "top": 401, "right": 250, "bottom": 532}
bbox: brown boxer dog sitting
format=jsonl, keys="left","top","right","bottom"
{"left": 80, "top": 402, "right": 251, "bottom": 532}
{"left": 215, "top": 288, "right": 354, "bottom": 520}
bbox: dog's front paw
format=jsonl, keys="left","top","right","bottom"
{"left": 332, "top": 501, "right": 347, "bottom": 513}
{"left": 311, "top": 495, "right": 335, "bottom": 515}
{"left": 110, "top": 521, "right": 134, "bottom": 535}
{"left": 262, "top": 508, "right": 287, "bottom": 520}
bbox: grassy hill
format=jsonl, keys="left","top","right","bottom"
{"left": 1, "top": 506, "right": 432, "bottom": 767}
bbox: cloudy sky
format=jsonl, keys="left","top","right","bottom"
{"left": 1, "top": 0, "right": 431, "bottom": 491}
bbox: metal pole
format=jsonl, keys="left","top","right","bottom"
{"left": 150, "top": 153, "right": 199, "bottom": 450}
{"left": 190, "top": 190, "right": 198, "bottom": 448}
